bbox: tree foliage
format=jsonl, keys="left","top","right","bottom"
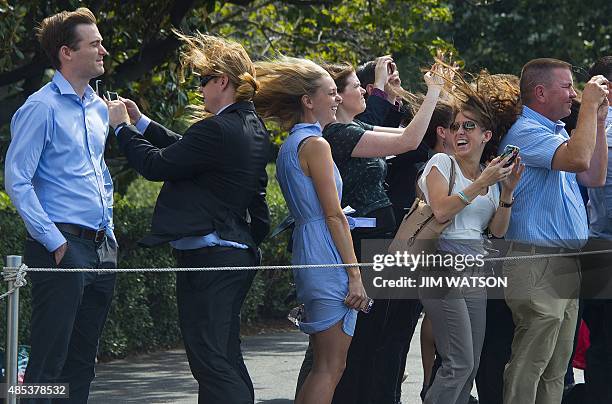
{"left": 0, "top": 0, "right": 452, "bottom": 172}
{"left": 0, "top": 0, "right": 610, "bottom": 188}
{"left": 443, "top": 0, "right": 611, "bottom": 78}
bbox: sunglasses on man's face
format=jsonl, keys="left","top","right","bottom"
{"left": 199, "top": 75, "right": 217, "bottom": 87}
{"left": 450, "top": 120, "right": 478, "bottom": 132}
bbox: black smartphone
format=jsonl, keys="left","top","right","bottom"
{"left": 500, "top": 144, "right": 520, "bottom": 167}
{"left": 106, "top": 91, "right": 119, "bottom": 101}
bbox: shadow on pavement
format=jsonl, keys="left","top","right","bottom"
{"left": 89, "top": 331, "right": 309, "bottom": 403}
{"left": 89, "top": 349, "right": 197, "bottom": 403}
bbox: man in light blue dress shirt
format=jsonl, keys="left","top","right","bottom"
{"left": 499, "top": 58, "right": 609, "bottom": 404}
{"left": 4, "top": 8, "right": 117, "bottom": 403}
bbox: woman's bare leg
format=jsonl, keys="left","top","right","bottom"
{"left": 296, "top": 321, "right": 352, "bottom": 404}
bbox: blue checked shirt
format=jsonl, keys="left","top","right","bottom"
{"left": 5, "top": 71, "right": 114, "bottom": 252}
{"left": 587, "top": 106, "right": 612, "bottom": 239}
{"left": 499, "top": 106, "right": 588, "bottom": 248}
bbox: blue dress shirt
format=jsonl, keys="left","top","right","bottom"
{"left": 588, "top": 106, "right": 612, "bottom": 239}
{"left": 499, "top": 106, "right": 588, "bottom": 248}
{"left": 127, "top": 106, "right": 247, "bottom": 251}
{"left": 5, "top": 71, "right": 114, "bottom": 252}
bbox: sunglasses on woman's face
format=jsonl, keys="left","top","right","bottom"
{"left": 450, "top": 120, "right": 478, "bottom": 132}
{"left": 199, "top": 75, "right": 217, "bottom": 87}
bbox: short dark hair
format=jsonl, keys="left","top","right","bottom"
{"left": 355, "top": 61, "right": 376, "bottom": 94}
{"left": 423, "top": 100, "right": 453, "bottom": 149}
{"left": 588, "top": 56, "right": 612, "bottom": 81}
{"left": 35, "top": 7, "right": 97, "bottom": 70}
{"left": 561, "top": 97, "right": 582, "bottom": 134}
{"left": 519, "top": 58, "right": 572, "bottom": 105}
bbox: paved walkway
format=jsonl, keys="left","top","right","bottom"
{"left": 89, "top": 319, "right": 583, "bottom": 403}
{"left": 89, "top": 324, "right": 425, "bottom": 403}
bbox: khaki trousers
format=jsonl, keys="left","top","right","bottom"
{"left": 502, "top": 246, "right": 580, "bottom": 404}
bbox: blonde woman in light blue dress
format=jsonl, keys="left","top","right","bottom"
{"left": 254, "top": 57, "right": 369, "bottom": 404}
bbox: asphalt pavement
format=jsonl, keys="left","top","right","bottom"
{"left": 89, "top": 319, "right": 583, "bottom": 403}
{"left": 89, "top": 322, "right": 424, "bottom": 403}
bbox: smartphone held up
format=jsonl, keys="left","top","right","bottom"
{"left": 499, "top": 144, "right": 520, "bottom": 167}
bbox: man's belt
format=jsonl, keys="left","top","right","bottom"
{"left": 56, "top": 223, "right": 106, "bottom": 243}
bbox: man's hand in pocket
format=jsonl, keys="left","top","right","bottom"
{"left": 54, "top": 242, "right": 68, "bottom": 265}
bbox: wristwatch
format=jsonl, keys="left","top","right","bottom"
{"left": 499, "top": 198, "right": 514, "bottom": 208}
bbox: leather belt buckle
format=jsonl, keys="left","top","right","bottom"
{"left": 56, "top": 223, "right": 106, "bottom": 243}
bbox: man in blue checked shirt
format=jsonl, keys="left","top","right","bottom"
{"left": 581, "top": 55, "right": 612, "bottom": 404}
{"left": 4, "top": 8, "right": 116, "bottom": 403}
{"left": 499, "top": 58, "right": 609, "bottom": 404}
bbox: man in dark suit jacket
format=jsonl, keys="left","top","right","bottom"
{"left": 354, "top": 59, "right": 426, "bottom": 404}
{"left": 107, "top": 33, "right": 270, "bottom": 404}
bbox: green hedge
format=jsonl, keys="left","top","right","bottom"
{"left": 0, "top": 164, "right": 294, "bottom": 358}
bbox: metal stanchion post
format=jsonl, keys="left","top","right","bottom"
{"left": 5, "top": 255, "right": 22, "bottom": 404}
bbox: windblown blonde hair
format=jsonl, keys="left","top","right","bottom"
{"left": 253, "top": 57, "right": 330, "bottom": 131}
{"left": 174, "top": 30, "right": 258, "bottom": 120}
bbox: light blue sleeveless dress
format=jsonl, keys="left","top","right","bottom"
{"left": 276, "top": 123, "right": 357, "bottom": 336}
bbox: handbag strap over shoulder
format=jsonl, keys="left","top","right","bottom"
{"left": 447, "top": 155, "right": 456, "bottom": 196}
{"left": 415, "top": 154, "right": 457, "bottom": 200}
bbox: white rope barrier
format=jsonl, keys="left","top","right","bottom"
{"left": 2, "top": 246, "right": 611, "bottom": 303}
{"left": 1, "top": 264, "right": 27, "bottom": 300}
{"left": 2, "top": 247, "right": 611, "bottom": 401}
{"left": 3, "top": 247, "right": 612, "bottom": 277}
{"left": 2, "top": 244, "right": 606, "bottom": 294}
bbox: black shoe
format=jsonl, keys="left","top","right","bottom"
{"left": 468, "top": 395, "right": 479, "bottom": 403}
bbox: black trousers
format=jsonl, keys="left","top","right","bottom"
{"left": 22, "top": 231, "right": 117, "bottom": 404}
{"left": 583, "top": 300, "right": 612, "bottom": 403}
{"left": 335, "top": 207, "right": 421, "bottom": 403}
{"left": 579, "top": 238, "right": 612, "bottom": 404}
{"left": 175, "top": 247, "right": 257, "bottom": 404}
{"left": 474, "top": 299, "right": 514, "bottom": 404}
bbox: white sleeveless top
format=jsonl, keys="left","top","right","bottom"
{"left": 418, "top": 153, "right": 499, "bottom": 253}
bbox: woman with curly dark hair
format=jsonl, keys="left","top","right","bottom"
{"left": 418, "top": 70, "right": 523, "bottom": 404}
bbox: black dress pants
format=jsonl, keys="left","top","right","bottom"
{"left": 23, "top": 231, "right": 117, "bottom": 404}
{"left": 175, "top": 247, "right": 257, "bottom": 404}
{"left": 474, "top": 298, "right": 514, "bottom": 404}
{"left": 580, "top": 238, "right": 612, "bottom": 404}
{"left": 334, "top": 207, "right": 422, "bottom": 403}
{"left": 583, "top": 300, "right": 612, "bottom": 404}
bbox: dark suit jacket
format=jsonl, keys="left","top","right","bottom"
{"left": 117, "top": 101, "right": 271, "bottom": 249}
{"left": 357, "top": 94, "right": 429, "bottom": 227}
{"left": 356, "top": 93, "right": 406, "bottom": 128}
